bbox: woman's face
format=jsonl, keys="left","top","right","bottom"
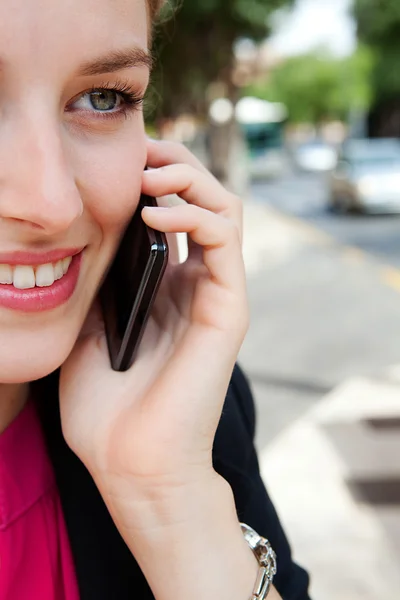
{"left": 0, "top": 0, "right": 150, "bottom": 382}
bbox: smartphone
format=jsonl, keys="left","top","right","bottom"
{"left": 99, "top": 194, "right": 169, "bottom": 372}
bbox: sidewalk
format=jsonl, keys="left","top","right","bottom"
{"left": 240, "top": 199, "right": 400, "bottom": 600}
{"left": 259, "top": 372, "right": 400, "bottom": 600}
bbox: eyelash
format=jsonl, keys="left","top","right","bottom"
{"left": 71, "top": 79, "right": 145, "bottom": 122}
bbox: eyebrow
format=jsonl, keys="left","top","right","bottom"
{"left": 77, "top": 47, "right": 153, "bottom": 77}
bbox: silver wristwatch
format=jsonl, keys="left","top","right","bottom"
{"left": 240, "top": 523, "right": 277, "bottom": 599}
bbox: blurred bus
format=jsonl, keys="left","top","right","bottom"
{"left": 236, "top": 96, "right": 288, "bottom": 179}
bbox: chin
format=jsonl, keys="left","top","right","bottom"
{"left": 0, "top": 355, "right": 66, "bottom": 385}
{"left": 0, "top": 328, "right": 80, "bottom": 384}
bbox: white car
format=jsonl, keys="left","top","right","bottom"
{"left": 293, "top": 141, "right": 338, "bottom": 172}
{"left": 329, "top": 139, "right": 400, "bottom": 214}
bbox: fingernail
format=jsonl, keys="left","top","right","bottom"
{"left": 144, "top": 167, "right": 165, "bottom": 176}
{"left": 143, "top": 205, "right": 169, "bottom": 211}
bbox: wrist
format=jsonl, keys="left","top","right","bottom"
{"left": 94, "top": 463, "right": 221, "bottom": 529}
{"left": 97, "top": 470, "right": 261, "bottom": 600}
{"left": 132, "top": 475, "right": 259, "bottom": 600}
{"left": 96, "top": 467, "right": 228, "bottom": 536}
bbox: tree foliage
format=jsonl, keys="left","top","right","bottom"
{"left": 245, "top": 46, "right": 375, "bottom": 124}
{"left": 353, "top": 0, "right": 400, "bottom": 100}
{"left": 354, "top": 0, "right": 400, "bottom": 45}
{"left": 147, "top": 0, "right": 294, "bottom": 121}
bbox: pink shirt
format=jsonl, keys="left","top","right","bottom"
{"left": 0, "top": 401, "right": 80, "bottom": 599}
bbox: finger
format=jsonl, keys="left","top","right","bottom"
{"left": 146, "top": 138, "right": 210, "bottom": 176}
{"left": 142, "top": 204, "right": 245, "bottom": 295}
{"left": 142, "top": 164, "right": 243, "bottom": 239}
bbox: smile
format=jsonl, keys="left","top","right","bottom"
{"left": 0, "top": 250, "right": 83, "bottom": 312}
{"left": 0, "top": 257, "right": 72, "bottom": 289}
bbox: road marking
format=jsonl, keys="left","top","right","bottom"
{"left": 253, "top": 202, "right": 334, "bottom": 246}
{"left": 257, "top": 202, "right": 400, "bottom": 295}
{"left": 381, "top": 267, "right": 400, "bottom": 293}
{"left": 340, "top": 246, "right": 366, "bottom": 264}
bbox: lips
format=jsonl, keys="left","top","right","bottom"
{"left": 0, "top": 247, "right": 82, "bottom": 266}
{"left": 0, "top": 250, "right": 83, "bottom": 312}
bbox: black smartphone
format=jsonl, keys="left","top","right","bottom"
{"left": 99, "top": 194, "right": 169, "bottom": 372}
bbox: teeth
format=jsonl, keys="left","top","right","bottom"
{"left": 13, "top": 265, "right": 36, "bottom": 290}
{"left": 62, "top": 256, "right": 72, "bottom": 274}
{"left": 35, "top": 263, "right": 55, "bottom": 287}
{"left": 54, "top": 260, "right": 64, "bottom": 281}
{"left": 0, "top": 256, "right": 73, "bottom": 289}
{"left": 0, "top": 264, "right": 13, "bottom": 284}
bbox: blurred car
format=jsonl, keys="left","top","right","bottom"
{"left": 292, "top": 140, "right": 338, "bottom": 172}
{"left": 329, "top": 139, "right": 400, "bottom": 214}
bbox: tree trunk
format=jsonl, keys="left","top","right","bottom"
{"left": 206, "top": 117, "right": 249, "bottom": 196}
{"left": 368, "top": 99, "right": 400, "bottom": 138}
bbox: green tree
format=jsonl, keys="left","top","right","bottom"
{"left": 148, "top": 0, "right": 294, "bottom": 187}
{"left": 149, "top": 0, "right": 294, "bottom": 120}
{"left": 245, "top": 46, "right": 374, "bottom": 125}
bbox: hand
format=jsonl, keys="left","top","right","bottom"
{"left": 58, "top": 140, "right": 271, "bottom": 600}
{"left": 59, "top": 138, "right": 248, "bottom": 519}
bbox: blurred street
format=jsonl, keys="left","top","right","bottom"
{"left": 242, "top": 167, "right": 400, "bottom": 446}
{"left": 239, "top": 168, "right": 400, "bottom": 600}
{"left": 252, "top": 169, "right": 400, "bottom": 269}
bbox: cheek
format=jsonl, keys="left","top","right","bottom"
{"left": 72, "top": 127, "right": 147, "bottom": 230}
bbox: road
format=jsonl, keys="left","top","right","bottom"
{"left": 239, "top": 169, "right": 400, "bottom": 451}
{"left": 167, "top": 139, "right": 400, "bottom": 598}
{"left": 252, "top": 170, "right": 400, "bottom": 269}
{"left": 239, "top": 168, "right": 400, "bottom": 599}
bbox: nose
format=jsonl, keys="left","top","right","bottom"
{"left": 0, "top": 116, "right": 83, "bottom": 236}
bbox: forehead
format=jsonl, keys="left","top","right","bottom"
{"left": 0, "top": 0, "right": 148, "bottom": 73}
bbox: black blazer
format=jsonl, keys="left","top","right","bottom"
{"left": 35, "top": 365, "right": 311, "bottom": 600}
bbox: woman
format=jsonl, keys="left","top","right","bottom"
{"left": 0, "top": 0, "right": 310, "bottom": 598}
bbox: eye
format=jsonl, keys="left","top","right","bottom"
{"left": 83, "top": 89, "right": 122, "bottom": 112}
{"left": 69, "top": 81, "right": 144, "bottom": 118}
